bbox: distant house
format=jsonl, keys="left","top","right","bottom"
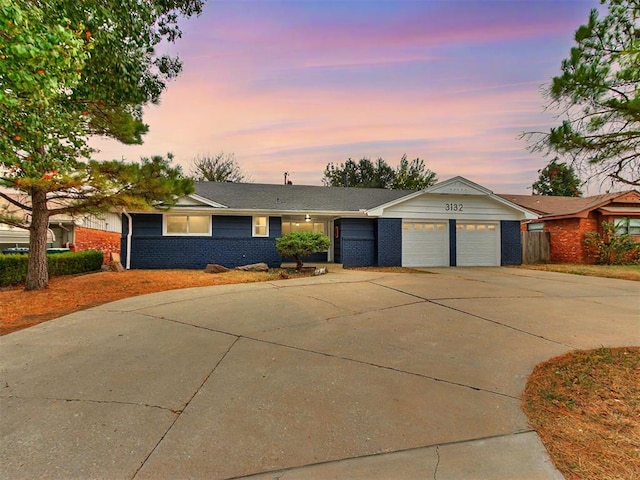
{"left": 120, "top": 176, "right": 536, "bottom": 269}
{"left": 499, "top": 191, "right": 640, "bottom": 263}
{"left": 0, "top": 194, "right": 121, "bottom": 263}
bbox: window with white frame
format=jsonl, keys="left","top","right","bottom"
{"left": 281, "top": 220, "right": 325, "bottom": 235}
{"left": 164, "top": 215, "right": 211, "bottom": 235}
{"left": 614, "top": 217, "right": 640, "bottom": 235}
{"left": 253, "top": 216, "right": 269, "bottom": 237}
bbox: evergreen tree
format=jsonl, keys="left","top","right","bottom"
{"left": 532, "top": 159, "right": 583, "bottom": 196}
{"left": 323, "top": 155, "right": 437, "bottom": 190}
{"left": 525, "top": 0, "right": 639, "bottom": 187}
{"left": 0, "top": 0, "right": 202, "bottom": 290}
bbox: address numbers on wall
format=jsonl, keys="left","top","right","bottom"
{"left": 445, "top": 203, "right": 464, "bottom": 212}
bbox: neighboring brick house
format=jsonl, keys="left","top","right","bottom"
{"left": 121, "top": 177, "right": 537, "bottom": 269}
{"left": 499, "top": 191, "right": 640, "bottom": 263}
{"left": 0, "top": 193, "right": 121, "bottom": 263}
{"left": 66, "top": 214, "right": 122, "bottom": 263}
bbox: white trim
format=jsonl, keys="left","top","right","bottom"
{"left": 185, "top": 194, "right": 228, "bottom": 208}
{"left": 423, "top": 176, "right": 493, "bottom": 195}
{"left": 163, "top": 214, "right": 212, "bottom": 236}
{"left": 252, "top": 215, "right": 269, "bottom": 237}
{"left": 366, "top": 176, "right": 538, "bottom": 220}
{"left": 123, "top": 209, "right": 132, "bottom": 270}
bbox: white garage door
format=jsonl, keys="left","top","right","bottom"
{"left": 402, "top": 221, "right": 449, "bottom": 267}
{"left": 456, "top": 222, "right": 500, "bottom": 266}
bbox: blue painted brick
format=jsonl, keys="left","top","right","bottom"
{"left": 377, "top": 218, "right": 402, "bottom": 267}
{"left": 501, "top": 220, "right": 522, "bottom": 265}
{"left": 125, "top": 214, "right": 282, "bottom": 269}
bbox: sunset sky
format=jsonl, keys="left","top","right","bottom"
{"left": 91, "top": 0, "right": 600, "bottom": 194}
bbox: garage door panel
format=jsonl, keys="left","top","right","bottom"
{"left": 402, "top": 221, "right": 449, "bottom": 267}
{"left": 456, "top": 223, "right": 499, "bottom": 266}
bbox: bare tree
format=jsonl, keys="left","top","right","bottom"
{"left": 189, "top": 152, "right": 248, "bottom": 182}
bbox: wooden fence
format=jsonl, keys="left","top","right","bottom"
{"left": 522, "top": 231, "right": 551, "bottom": 264}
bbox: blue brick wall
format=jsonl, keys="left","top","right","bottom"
{"left": 340, "top": 218, "right": 376, "bottom": 267}
{"left": 334, "top": 219, "right": 342, "bottom": 263}
{"left": 500, "top": 220, "right": 522, "bottom": 265}
{"left": 212, "top": 216, "right": 250, "bottom": 237}
{"left": 130, "top": 213, "right": 163, "bottom": 236}
{"left": 376, "top": 218, "right": 402, "bottom": 267}
{"left": 124, "top": 214, "right": 282, "bottom": 269}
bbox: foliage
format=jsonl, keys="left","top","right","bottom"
{"left": 275, "top": 232, "right": 331, "bottom": 269}
{"left": 0, "top": 0, "right": 92, "bottom": 172}
{"left": 524, "top": 0, "right": 640, "bottom": 187}
{"left": 0, "top": 0, "right": 202, "bottom": 290}
{"left": 323, "top": 155, "right": 437, "bottom": 190}
{"left": 583, "top": 221, "right": 639, "bottom": 265}
{"left": 189, "top": 152, "right": 248, "bottom": 182}
{"left": 531, "top": 159, "right": 583, "bottom": 196}
{"left": 0, "top": 249, "right": 103, "bottom": 287}
{"left": 392, "top": 155, "right": 438, "bottom": 190}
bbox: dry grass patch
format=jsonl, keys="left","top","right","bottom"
{"left": 522, "top": 347, "right": 640, "bottom": 480}
{"left": 520, "top": 264, "right": 640, "bottom": 281}
{"left": 0, "top": 269, "right": 306, "bottom": 335}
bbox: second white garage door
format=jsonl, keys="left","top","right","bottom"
{"left": 456, "top": 222, "right": 500, "bottom": 266}
{"left": 402, "top": 221, "right": 449, "bottom": 267}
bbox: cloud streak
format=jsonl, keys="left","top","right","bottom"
{"left": 91, "top": 0, "right": 599, "bottom": 193}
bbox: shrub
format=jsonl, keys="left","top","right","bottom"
{"left": 275, "top": 232, "right": 331, "bottom": 269}
{"left": 0, "top": 250, "right": 104, "bottom": 287}
{"left": 584, "top": 222, "right": 639, "bottom": 265}
{"left": 0, "top": 254, "right": 29, "bottom": 287}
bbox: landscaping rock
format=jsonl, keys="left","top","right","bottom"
{"left": 235, "top": 262, "right": 269, "bottom": 272}
{"left": 205, "top": 264, "right": 230, "bottom": 274}
{"left": 108, "top": 261, "right": 125, "bottom": 272}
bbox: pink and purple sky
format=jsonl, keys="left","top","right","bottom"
{"left": 91, "top": 0, "right": 600, "bottom": 194}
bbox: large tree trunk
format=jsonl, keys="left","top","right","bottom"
{"left": 25, "top": 189, "right": 50, "bottom": 291}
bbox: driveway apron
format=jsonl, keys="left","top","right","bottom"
{"left": 1, "top": 267, "right": 638, "bottom": 479}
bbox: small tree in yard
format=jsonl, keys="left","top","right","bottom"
{"left": 275, "top": 232, "right": 330, "bottom": 270}
{"left": 584, "top": 222, "right": 639, "bottom": 265}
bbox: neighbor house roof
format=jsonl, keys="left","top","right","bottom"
{"left": 193, "top": 182, "right": 415, "bottom": 213}
{"left": 498, "top": 191, "right": 639, "bottom": 219}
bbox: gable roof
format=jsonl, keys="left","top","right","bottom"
{"left": 498, "top": 191, "right": 640, "bottom": 219}
{"left": 366, "top": 176, "right": 538, "bottom": 219}
{"left": 193, "top": 182, "right": 414, "bottom": 213}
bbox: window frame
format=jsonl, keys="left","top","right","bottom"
{"left": 163, "top": 214, "right": 212, "bottom": 236}
{"left": 614, "top": 217, "right": 640, "bottom": 236}
{"left": 281, "top": 220, "right": 326, "bottom": 235}
{"left": 252, "top": 216, "right": 269, "bottom": 237}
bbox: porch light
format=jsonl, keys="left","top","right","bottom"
{"left": 305, "top": 214, "right": 311, "bottom": 222}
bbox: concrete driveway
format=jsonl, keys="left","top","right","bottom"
{"left": 1, "top": 267, "right": 638, "bottom": 479}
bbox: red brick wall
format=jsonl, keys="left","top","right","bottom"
{"left": 72, "top": 226, "right": 121, "bottom": 264}
{"left": 544, "top": 217, "right": 598, "bottom": 263}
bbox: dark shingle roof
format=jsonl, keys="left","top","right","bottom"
{"left": 194, "top": 182, "right": 416, "bottom": 212}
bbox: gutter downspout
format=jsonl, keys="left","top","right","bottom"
{"left": 57, "top": 222, "right": 72, "bottom": 247}
{"left": 123, "top": 209, "right": 132, "bottom": 270}
{"left": 47, "top": 228, "right": 56, "bottom": 246}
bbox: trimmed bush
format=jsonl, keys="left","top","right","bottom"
{"left": 0, "top": 254, "right": 28, "bottom": 287}
{"left": 0, "top": 250, "right": 104, "bottom": 287}
{"left": 276, "top": 232, "right": 331, "bottom": 269}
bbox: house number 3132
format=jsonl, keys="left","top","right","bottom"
{"left": 445, "top": 203, "right": 463, "bottom": 212}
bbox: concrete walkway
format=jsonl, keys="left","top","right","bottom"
{"left": 1, "top": 267, "right": 638, "bottom": 479}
